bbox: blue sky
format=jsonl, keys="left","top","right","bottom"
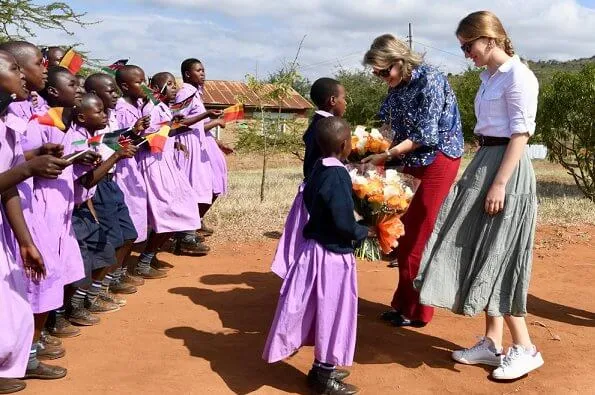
{"left": 27, "top": 0, "right": 595, "bottom": 81}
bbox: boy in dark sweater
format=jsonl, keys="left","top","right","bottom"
{"left": 302, "top": 78, "right": 347, "bottom": 180}
{"left": 271, "top": 77, "right": 347, "bottom": 279}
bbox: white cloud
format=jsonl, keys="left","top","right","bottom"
{"left": 27, "top": 0, "right": 595, "bottom": 82}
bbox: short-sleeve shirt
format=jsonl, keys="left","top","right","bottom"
{"left": 474, "top": 55, "right": 539, "bottom": 137}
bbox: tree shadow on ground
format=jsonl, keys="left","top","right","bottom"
{"left": 528, "top": 294, "right": 595, "bottom": 327}
{"left": 164, "top": 327, "right": 306, "bottom": 395}
{"left": 166, "top": 271, "right": 468, "bottom": 394}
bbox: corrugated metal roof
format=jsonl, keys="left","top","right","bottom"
{"left": 175, "top": 79, "right": 313, "bottom": 111}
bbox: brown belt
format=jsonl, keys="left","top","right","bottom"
{"left": 477, "top": 135, "right": 510, "bottom": 146}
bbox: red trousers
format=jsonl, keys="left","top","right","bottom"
{"left": 391, "top": 152, "right": 461, "bottom": 323}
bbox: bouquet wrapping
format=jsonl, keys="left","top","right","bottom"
{"left": 349, "top": 166, "right": 419, "bottom": 261}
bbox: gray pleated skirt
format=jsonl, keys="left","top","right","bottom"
{"left": 414, "top": 146, "right": 537, "bottom": 317}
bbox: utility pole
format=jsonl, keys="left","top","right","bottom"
{"left": 408, "top": 22, "right": 413, "bottom": 50}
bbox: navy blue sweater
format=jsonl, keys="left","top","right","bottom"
{"left": 302, "top": 113, "right": 327, "bottom": 180}
{"left": 303, "top": 159, "right": 368, "bottom": 254}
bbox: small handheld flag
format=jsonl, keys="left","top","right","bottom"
{"left": 144, "top": 125, "right": 170, "bottom": 153}
{"left": 141, "top": 84, "right": 162, "bottom": 105}
{"left": 40, "top": 47, "right": 49, "bottom": 68}
{"left": 101, "top": 59, "right": 128, "bottom": 76}
{"left": 31, "top": 107, "right": 66, "bottom": 131}
{"left": 59, "top": 48, "right": 84, "bottom": 74}
{"left": 223, "top": 103, "right": 244, "bottom": 123}
{"left": 71, "top": 127, "right": 134, "bottom": 151}
{"left": 169, "top": 94, "right": 195, "bottom": 113}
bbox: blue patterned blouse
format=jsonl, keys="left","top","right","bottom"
{"left": 378, "top": 63, "right": 464, "bottom": 167}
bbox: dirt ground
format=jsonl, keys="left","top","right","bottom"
{"left": 24, "top": 224, "right": 594, "bottom": 394}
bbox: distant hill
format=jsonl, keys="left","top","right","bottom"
{"left": 526, "top": 56, "right": 595, "bottom": 82}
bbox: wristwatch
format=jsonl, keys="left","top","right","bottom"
{"left": 385, "top": 149, "right": 392, "bottom": 161}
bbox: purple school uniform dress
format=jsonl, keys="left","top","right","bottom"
{"left": 7, "top": 92, "right": 48, "bottom": 120}
{"left": 263, "top": 158, "right": 364, "bottom": 367}
{"left": 114, "top": 98, "right": 148, "bottom": 242}
{"left": 28, "top": 120, "right": 85, "bottom": 287}
{"left": 174, "top": 83, "right": 213, "bottom": 204}
{"left": 137, "top": 101, "right": 201, "bottom": 233}
{"left": 0, "top": 119, "right": 35, "bottom": 379}
{"left": 270, "top": 111, "right": 333, "bottom": 279}
{"left": 198, "top": 86, "right": 228, "bottom": 195}
{"left": 3, "top": 111, "right": 63, "bottom": 313}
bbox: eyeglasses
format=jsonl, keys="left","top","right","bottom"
{"left": 460, "top": 37, "right": 481, "bottom": 54}
{"left": 373, "top": 64, "right": 393, "bottom": 78}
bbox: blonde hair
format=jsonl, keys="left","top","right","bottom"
{"left": 363, "top": 34, "right": 423, "bottom": 79}
{"left": 456, "top": 11, "right": 515, "bottom": 56}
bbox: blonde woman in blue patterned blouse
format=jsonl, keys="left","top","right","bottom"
{"left": 362, "top": 34, "right": 464, "bottom": 328}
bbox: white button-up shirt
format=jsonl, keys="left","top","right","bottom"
{"left": 474, "top": 55, "right": 539, "bottom": 138}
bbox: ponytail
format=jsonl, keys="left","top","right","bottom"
{"left": 503, "top": 37, "right": 515, "bottom": 56}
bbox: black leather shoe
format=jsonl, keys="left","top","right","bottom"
{"left": 379, "top": 309, "right": 401, "bottom": 322}
{"left": 0, "top": 378, "right": 26, "bottom": 394}
{"left": 390, "top": 314, "right": 426, "bottom": 328}
{"left": 308, "top": 366, "right": 359, "bottom": 395}
{"left": 307, "top": 368, "right": 350, "bottom": 384}
{"left": 24, "top": 362, "right": 67, "bottom": 380}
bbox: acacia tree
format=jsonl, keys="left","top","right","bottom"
{"left": 538, "top": 64, "right": 595, "bottom": 201}
{"left": 334, "top": 68, "right": 387, "bottom": 127}
{"left": 0, "top": 0, "right": 93, "bottom": 41}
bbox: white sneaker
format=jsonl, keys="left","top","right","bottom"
{"left": 492, "top": 345, "right": 544, "bottom": 380}
{"left": 452, "top": 337, "right": 502, "bottom": 366}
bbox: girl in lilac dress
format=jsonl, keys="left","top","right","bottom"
{"left": 263, "top": 117, "right": 370, "bottom": 395}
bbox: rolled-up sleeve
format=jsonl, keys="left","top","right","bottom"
{"left": 408, "top": 77, "right": 444, "bottom": 147}
{"left": 506, "top": 70, "right": 539, "bottom": 135}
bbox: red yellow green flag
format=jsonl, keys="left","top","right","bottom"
{"left": 223, "top": 103, "right": 244, "bottom": 123}
{"left": 59, "top": 48, "right": 84, "bottom": 74}
{"left": 31, "top": 107, "right": 66, "bottom": 130}
{"left": 145, "top": 125, "right": 170, "bottom": 153}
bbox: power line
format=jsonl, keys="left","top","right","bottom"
{"left": 298, "top": 51, "right": 363, "bottom": 71}
{"left": 412, "top": 40, "right": 465, "bottom": 59}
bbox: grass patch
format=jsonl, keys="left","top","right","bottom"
{"left": 206, "top": 155, "right": 595, "bottom": 242}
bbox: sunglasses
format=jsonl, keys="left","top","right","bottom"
{"left": 460, "top": 37, "right": 482, "bottom": 54}
{"left": 373, "top": 64, "right": 393, "bottom": 78}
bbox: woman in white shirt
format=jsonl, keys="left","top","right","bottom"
{"left": 414, "top": 11, "right": 544, "bottom": 381}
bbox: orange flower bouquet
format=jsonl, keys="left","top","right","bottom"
{"left": 349, "top": 166, "right": 419, "bottom": 261}
{"left": 349, "top": 125, "right": 392, "bottom": 162}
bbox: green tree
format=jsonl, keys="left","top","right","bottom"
{"left": 537, "top": 64, "right": 595, "bottom": 201}
{"left": 0, "top": 0, "right": 93, "bottom": 41}
{"left": 267, "top": 65, "right": 311, "bottom": 99}
{"left": 334, "top": 68, "right": 387, "bottom": 127}
{"left": 448, "top": 67, "right": 482, "bottom": 142}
